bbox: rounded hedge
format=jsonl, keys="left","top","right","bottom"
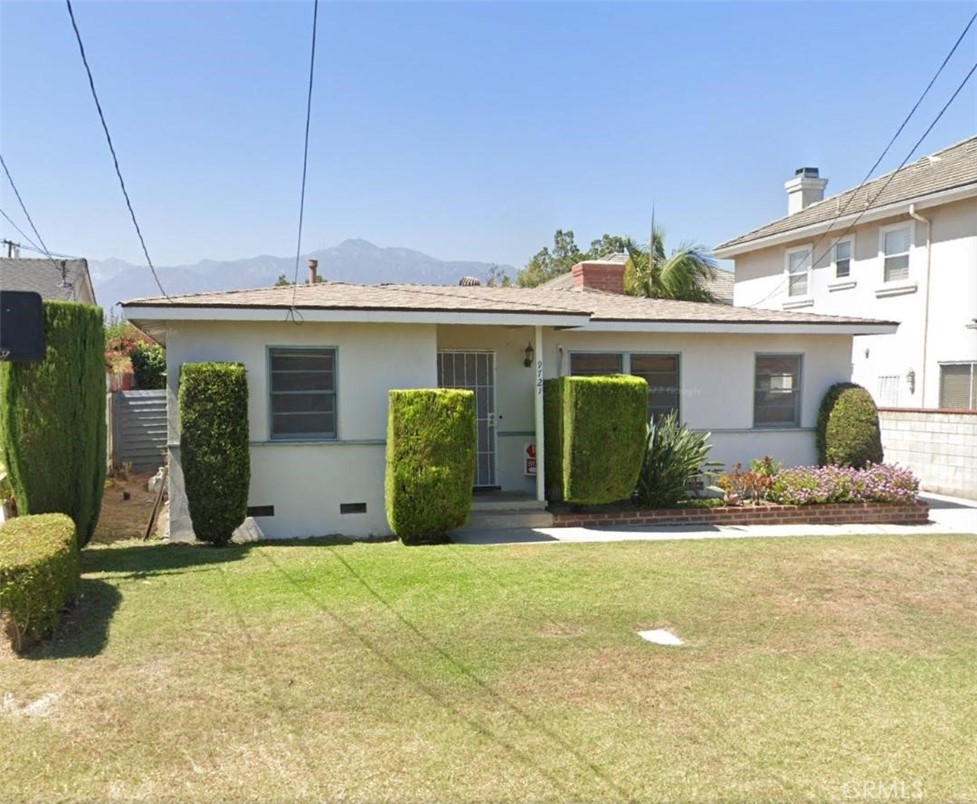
{"left": 385, "top": 389, "right": 476, "bottom": 545}
{"left": 0, "top": 301, "right": 106, "bottom": 546}
{"left": 816, "top": 382, "right": 884, "bottom": 469}
{"left": 179, "top": 362, "right": 250, "bottom": 546}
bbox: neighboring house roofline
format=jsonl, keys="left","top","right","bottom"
{"left": 715, "top": 135, "right": 977, "bottom": 257}
{"left": 715, "top": 182, "right": 977, "bottom": 258}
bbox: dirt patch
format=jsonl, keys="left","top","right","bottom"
{"left": 93, "top": 472, "right": 166, "bottom": 544}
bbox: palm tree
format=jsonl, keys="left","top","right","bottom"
{"left": 622, "top": 224, "right": 720, "bottom": 303}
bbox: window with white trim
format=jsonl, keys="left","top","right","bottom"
{"left": 876, "top": 375, "right": 900, "bottom": 407}
{"left": 754, "top": 354, "right": 802, "bottom": 427}
{"left": 881, "top": 225, "right": 911, "bottom": 283}
{"left": 833, "top": 238, "right": 852, "bottom": 278}
{"left": 939, "top": 363, "right": 977, "bottom": 410}
{"left": 269, "top": 347, "right": 337, "bottom": 439}
{"left": 569, "top": 352, "right": 681, "bottom": 420}
{"left": 786, "top": 247, "right": 811, "bottom": 297}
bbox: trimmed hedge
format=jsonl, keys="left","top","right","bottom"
{"left": 131, "top": 342, "right": 166, "bottom": 389}
{"left": 543, "top": 379, "right": 564, "bottom": 501}
{"left": 179, "top": 363, "right": 250, "bottom": 546}
{"left": 0, "top": 514, "right": 79, "bottom": 652}
{"left": 0, "top": 301, "right": 106, "bottom": 546}
{"left": 385, "top": 389, "right": 476, "bottom": 545}
{"left": 561, "top": 375, "right": 648, "bottom": 505}
{"left": 817, "top": 382, "right": 884, "bottom": 468}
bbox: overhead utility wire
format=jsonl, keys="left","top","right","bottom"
{"left": 287, "top": 0, "right": 320, "bottom": 322}
{"left": 65, "top": 0, "right": 168, "bottom": 299}
{"left": 806, "top": 59, "right": 977, "bottom": 272}
{"left": 0, "top": 207, "right": 46, "bottom": 255}
{"left": 748, "top": 11, "right": 977, "bottom": 308}
{"left": 0, "top": 154, "right": 62, "bottom": 271}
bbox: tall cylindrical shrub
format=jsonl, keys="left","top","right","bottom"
{"left": 562, "top": 375, "right": 648, "bottom": 505}
{"left": 179, "top": 362, "right": 250, "bottom": 545}
{"left": 385, "top": 389, "right": 476, "bottom": 545}
{"left": 0, "top": 301, "right": 106, "bottom": 546}
{"left": 817, "top": 382, "right": 884, "bottom": 468}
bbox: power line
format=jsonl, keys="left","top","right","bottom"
{"left": 748, "top": 11, "right": 977, "bottom": 308}
{"left": 287, "top": 0, "right": 320, "bottom": 321}
{"left": 0, "top": 207, "right": 45, "bottom": 255}
{"left": 65, "top": 0, "right": 168, "bottom": 299}
{"left": 0, "top": 153, "right": 60, "bottom": 268}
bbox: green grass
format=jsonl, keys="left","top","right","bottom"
{"left": 2, "top": 535, "right": 975, "bottom": 801}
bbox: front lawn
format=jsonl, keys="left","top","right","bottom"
{"left": 2, "top": 535, "right": 975, "bottom": 801}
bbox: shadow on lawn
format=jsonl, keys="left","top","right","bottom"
{"left": 22, "top": 578, "right": 122, "bottom": 660}
{"left": 82, "top": 540, "right": 254, "bottom": 581}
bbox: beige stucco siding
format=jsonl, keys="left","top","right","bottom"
{"left": 165, "top": 320, "right": 437, "bottom": 539}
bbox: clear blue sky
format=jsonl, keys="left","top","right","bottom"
{"left": 1, "top": 1, "right": 975, "bottom": 271}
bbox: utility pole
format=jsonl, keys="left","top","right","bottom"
{"left": 2, "top": 239, "right": 21, "bottom": 258}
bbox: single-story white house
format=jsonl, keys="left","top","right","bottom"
{"left": 123, "top": 259, "right": 896, "bottom": 540}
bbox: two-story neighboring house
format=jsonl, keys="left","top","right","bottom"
{"left": 715, "top": 136, "right": 977, "bottom": 412}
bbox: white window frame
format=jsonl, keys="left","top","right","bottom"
{"left": 879, "top": 222, "right": 913, "bottom": 284}
{"left": 832, "top": 236, "right": 854, "bottom": 279}
{"left": 785, "top": 245, "right": 812, "bottom": 298}
{"left": 754, "top": 353, "right": 803, "bottom": 428}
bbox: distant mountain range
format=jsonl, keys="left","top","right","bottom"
{"left": 90, "top": 239, "right": 514, "bottom": 312}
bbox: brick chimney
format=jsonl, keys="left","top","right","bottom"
{"left": 570, "top": 259, "right": 626, "bottom": 294}
{"left": 785, "top": 167, "right": 828, "bottom": 215}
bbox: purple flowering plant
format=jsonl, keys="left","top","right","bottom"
{"left": 768, "top": 463, "right": 919, "bottom": 506}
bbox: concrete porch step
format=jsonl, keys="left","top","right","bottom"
{"left": 456, "top": 506, "right": 554, "bottom": 534}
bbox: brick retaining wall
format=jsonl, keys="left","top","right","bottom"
{"left": 550, "top": 501, "right": 930, "bottom": 529}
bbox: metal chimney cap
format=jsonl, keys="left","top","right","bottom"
{"left": 795, "top": 167, "right": 820, "bottom": 178}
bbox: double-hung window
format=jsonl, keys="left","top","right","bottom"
{"left": 786, "top": 247, "right": 811, "bottom": 297}
{"left": 881, "top": 225, "right": 911, "bottom": 283}
{"left": 833, "top": 238, "right": 852, "bottom": 278}
{"left": 939, "top": 363, "right": 977, "bottom": 410}
{"left": 754, "top": 354, "right": 802, "bottom": 427}
{"left": 269, "top": 347, "right": 337, "bottom": 439}
{"left": 569, "top": 352, "right": 681, "bottom": 420}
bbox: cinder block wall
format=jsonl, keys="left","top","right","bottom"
{"left": 878, "top": 409, "right": 977, "bottom": 499}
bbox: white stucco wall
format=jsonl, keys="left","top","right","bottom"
{"left": 732, "top": 197, "right": 977, "bottom": 408}
{"left": 165, "top": 320, "right": 437, "bottom": 540}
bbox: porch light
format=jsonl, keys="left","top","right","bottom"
{"left": 523, "top": 342, "right": 535, "bottom": 368}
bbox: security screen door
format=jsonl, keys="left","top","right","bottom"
{"left": 437, "top": 351, "right": 497, "bottom": 488}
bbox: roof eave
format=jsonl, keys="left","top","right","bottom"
{"left": 580, "top": 320, "right": 898, "bottom": 336}
{"left": 714, "top": 182, "right": 977, "bottom": 258}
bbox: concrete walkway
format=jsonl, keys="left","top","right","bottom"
{"left": 451, "top": 493, "right": 977, "bottom": 546}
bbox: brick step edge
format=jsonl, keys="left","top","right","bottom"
{"left": 550, "top": 501, "right": 930, "bottom": 529}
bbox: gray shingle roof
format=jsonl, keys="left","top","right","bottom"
{"left": 0, "top": 258, "right": 95, "bottom": 304}
{"left": 716, "top": 135, "right": 977, "bottom": 251}
{"left": 123, "top": 280, "right": 893, "bottom": 327}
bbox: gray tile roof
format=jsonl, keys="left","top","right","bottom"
{"left": 716, "top": 135, "right": 977, "bottom": 251}
{"left": 123, "top": 280, "right": 893, "bottom": 327}
{"left": 0, "top": 258, "right": 95, "bottom": 304}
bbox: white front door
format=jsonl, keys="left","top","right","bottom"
{"left": 437, "top": 350, "right": 497, "bottom": 488}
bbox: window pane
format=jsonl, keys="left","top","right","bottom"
{"left": 269, "top": 348, "right": 336, "bottom": 438}
{"left": 788, "top": 273, "right": 808, "bottom": 296}
{"left": 835, "top": 241, "right": 851, "bottom": 260}
{"left": 755, "top": 355, "right": 801, "bottom": 427}
{"left": 940, "top": 364, "right": 974, "bottom": 410}
{"left": 631, "top": 353, "right": 680, "bottom": 420}
{"left": 835, "top": 259, "right": 850, "bottom": 278}
{"left": 883, "top": 227, "right": 911, "bottom": 255}
{"left": 570, "top": 353, "right": 623, "bottom": 376}
{"left": 884, "top": 254, "right": 909, "bottom": 282}
{"left": 788, "top": 250, "right": 809, "bottom": 272}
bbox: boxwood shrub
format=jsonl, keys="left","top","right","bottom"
{"left": 817, "top": 382, "right": 884, "bottom": 468}
{"left": 0, "top": 301, "right": 106, "bottom": 546}
{"left": 561, "top": 375, "right": 648, "bottom": 505}
{"left": 179, "top": 362, "right": 250, "bottom": 546}
{"left": 0, "top": 513, "right": 79, "bottom": 652}
{"left": 385, "top": 389, "right": 476, "bottom": 545}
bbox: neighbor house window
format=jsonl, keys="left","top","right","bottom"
{"left": 876, "top": 375, "right": 900, "bottom": 407}
{"left": 754, "top": 354, "right": 802, "bottom": 427}
{"left": 631, "top": 354, "right": 681, "bottom": 420}
{"left": 939, "top": 363, "right": 977, "bottom": 410}
{"left": 786, "top": 247, "right": 811, "bottom": 297}
{"left": 569, "top": 353, "right": 623, "bottom": 376}
{"left": 833, "top": 239, "right": 852, "bottom": 278}
{"left": 881, "top": 224, "right": 911, "bottom": 283}
{"left": 269, "top": 347, "right": 337, "bottom": 439}
{"left": 569, "top": 352, "right": 681, "bottom": 420}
